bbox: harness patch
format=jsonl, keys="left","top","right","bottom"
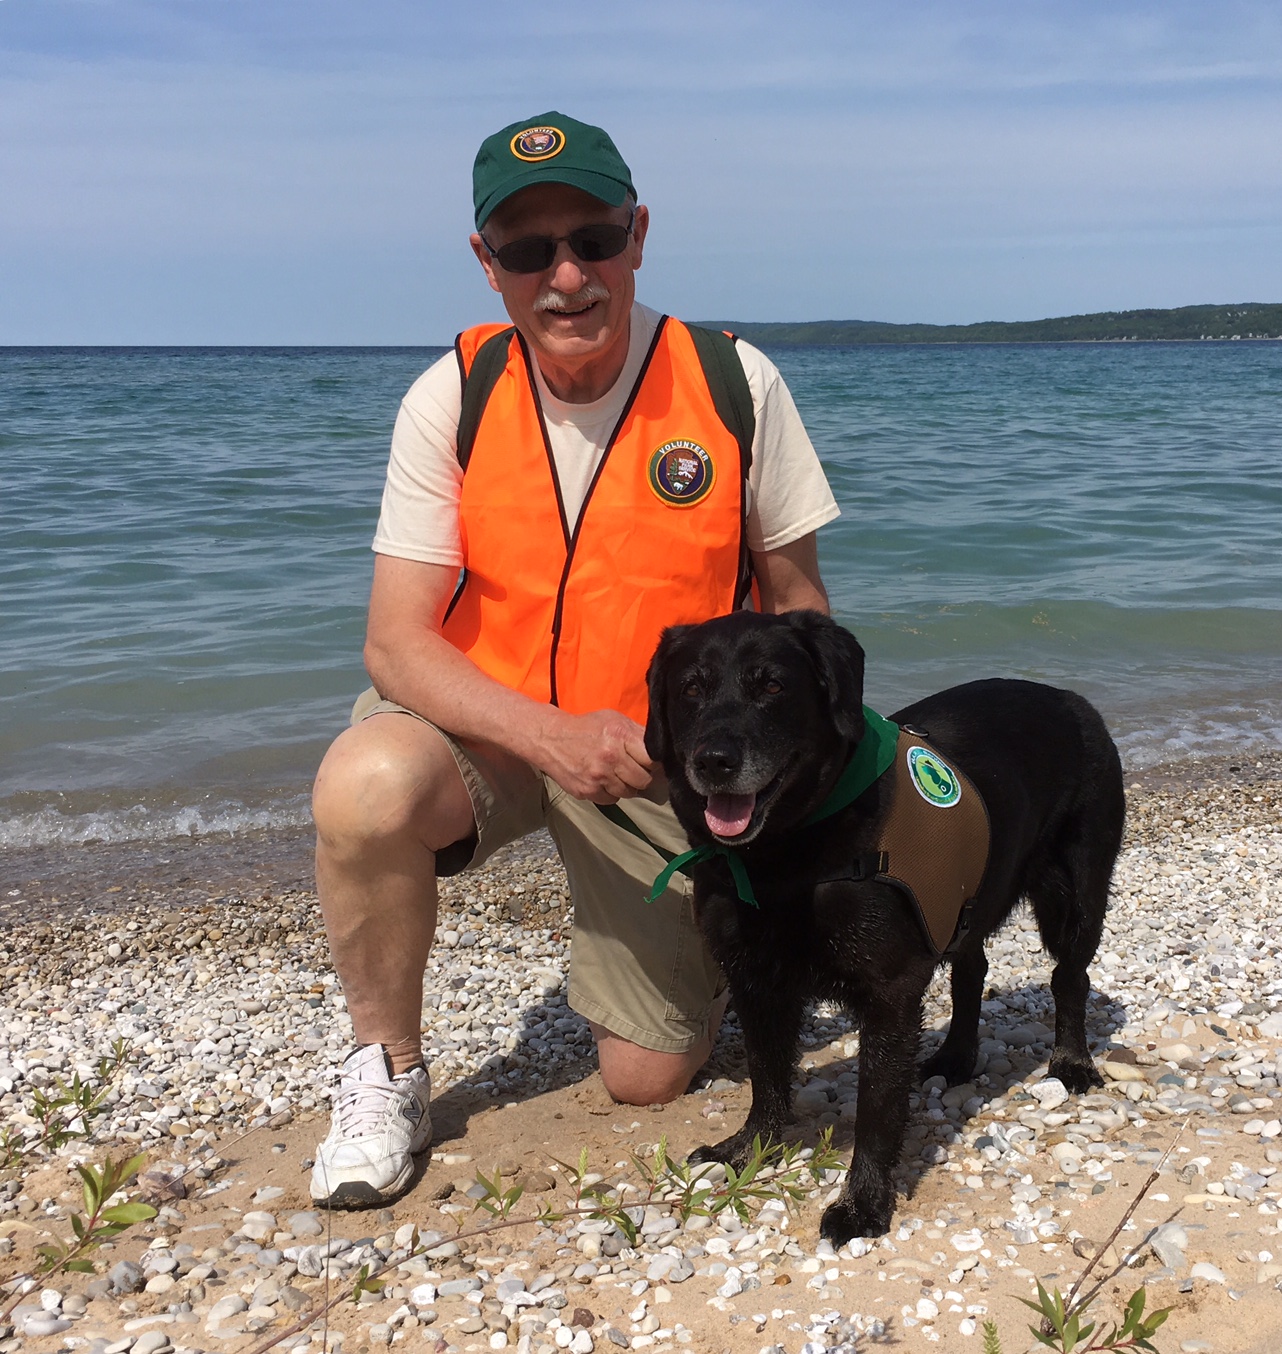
{"left": 647, "top": 439, "right": 715, "bottom": 506}
{"left": 510, "top": 126, "right": 566, "bottom": 161}
{"left": 907, "top": 744, "right": 961, "bottom": 807}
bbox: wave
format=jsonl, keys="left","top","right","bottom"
{"left": 0, "top": 793, "right": 313, "bottom": 850}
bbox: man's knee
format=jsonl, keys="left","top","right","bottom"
{"left": 313, "top": 714, "right": 474, "bottom": 857}
{"left": 592, "top": 1025, "right": 711, "bottom": 1106}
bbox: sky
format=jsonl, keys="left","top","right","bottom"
{"left": 2, "top": 0, "right": 1280, "bottom": 344}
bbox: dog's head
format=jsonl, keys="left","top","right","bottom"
{"left": 646, "top": 610, "right": 866, "bottom": 846}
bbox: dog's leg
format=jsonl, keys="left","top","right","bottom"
{"left": 820, "top": 986, "right": 925, "bottom": 1242}
{"left": 919, "top": 943, "right": 987, "bottom": 1086}
{"left": 1032, "top": 838, "right": 1113, "bottom": 1095}
{"left": 689, "top": 984, "right": 804, "bottom": 1170}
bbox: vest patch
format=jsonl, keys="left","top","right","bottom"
{"left": 648, "top": 439, "right": 715, "bottom": 506}
{"left": 510, "top": 126, "right": 565, "bottom": 161}
{"left": 907, "top": 744, "right": 961, "bottom": 807}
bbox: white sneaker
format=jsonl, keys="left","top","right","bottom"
{"left": 310, "top": 1044, "right": 432, "bottom": 1208}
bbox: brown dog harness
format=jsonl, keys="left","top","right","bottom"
{"left": 609, "top": 712, "right": 990, "bottom": 955}
{"left": 866, "top": 728, "right": 991, "bottom": 955}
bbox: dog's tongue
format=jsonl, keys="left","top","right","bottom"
{"left": 705, "top": 792, "right": 756, "bottom": 838}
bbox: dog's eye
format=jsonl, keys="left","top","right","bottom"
{"left": 683, "top": 681, "right": 701, "bottom": 700}
{"left": 764, "top": 679, "right": 783, "bottom": 695}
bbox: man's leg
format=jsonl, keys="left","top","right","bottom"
{"left": 309, "top": 710, "right": 477, "bottom": 1206}
{"left": 548, "top": 790, "right": 727, "bottom": 1105}
{"left": 313, "top": 711, "right": 477, "bottom": 1070}
{"left": 590, "top": 990, "right": 728, "bottom": 1105}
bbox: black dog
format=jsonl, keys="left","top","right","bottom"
{"left": 645, "top": 610, "right": 1125, "bottom": 1243}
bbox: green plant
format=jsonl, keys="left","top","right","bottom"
{"left": 3, "top": 1040, "right": 136, "bottom": 1166}
{"left": 980, "top": 1280, "right": 1170, "bottom": 1353}
{"left": 0, "top": 1153, "right": 157, "bottom": 1321}
{"left": 28, "top": 1073, "right": 112, "bottom": 1150}
{"left": 0, "top": 1126, "right": 22, "bottom": 1171}
{"left": 241, "top": 1129, "right": 849, "bottom": 1354}
{"left": 1025, "top": 1281, "right": 1168, "bottom": 1352}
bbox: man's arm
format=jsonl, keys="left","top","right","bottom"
{"left": 364, "top": 554, "right": 653, "bottom": 802}
{"left": 751, "top": 531, "right": 830, "bottom": 615}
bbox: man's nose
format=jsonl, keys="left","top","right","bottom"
{"left": 548, "top": 242, "right": 589, "bottom": 291}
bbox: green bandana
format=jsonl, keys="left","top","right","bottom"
{"left": 640, "top": 705, "right": 901, "bottom": 907}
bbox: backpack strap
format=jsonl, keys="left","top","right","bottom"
{"left": 684, "top": 323, "right": 757, "bottom": 605}
{"left": 455, "top": 326, "right": 517, "bottom": 471}
{"left": 685, "top": 324, "right": 755, "bottom": 474}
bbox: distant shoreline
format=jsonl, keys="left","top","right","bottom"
{"left": 702, "top": 301, "right": 1282, "bottom": 346}
{"left": 5, "top": 302, "right": 1282, "bottom": 351}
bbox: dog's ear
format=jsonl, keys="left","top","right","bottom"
{"left": 644, "top": 624, "right": 693, "bottom": 764}
{"left": 786, "top": 610, "right": 866, "bottom": 744}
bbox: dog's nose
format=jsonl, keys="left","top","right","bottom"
{"left": 693, "top": 739, "right": 742, "bottom": 783}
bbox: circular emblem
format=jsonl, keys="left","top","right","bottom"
{"left": 907, "top": 745, "right": 961, "bottom": 808}
{"left": 647, "top": 439, "right": 715, "bottom": 507}
{"left": 510, "top": 125, "right": 566, "bottom": 162}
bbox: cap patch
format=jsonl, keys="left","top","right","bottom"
{"left": 510, "top": 125, "right": 566, "bottom": 162}
{"left": 907, "top": 745, "right": 961, "bottom": 808}
{"left": 647, "top": 439, "right": 715, "bottom": 507}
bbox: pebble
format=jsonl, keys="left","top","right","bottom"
{"left": 1148, "top": 1221, "right": 1189, "bottom": 1270}
{"left": 207, "top": 1295, "right": 248, "bottom": 1324}
{"left": 22, "top": 1314, "right": 73, "bottom": 1337}
{"left": 1029, "top": 1077, "right": 1070, "bottom": 1111}
{"left": 1190, "top": 1262, "right": 1227, "bottom": 1284}
{"left": 109, "top": 1260, "right": 145, "bottom": 1294}
{"left": 132, "top": 1333, "right": 173, "bottom": 1354}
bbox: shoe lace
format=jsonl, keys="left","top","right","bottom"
{"left": 332, "top": 1077, "right": 402, "bottom": 1139}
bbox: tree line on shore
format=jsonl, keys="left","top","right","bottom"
{"left": 706, "top": 302, "right": 1282, "bottom": 346}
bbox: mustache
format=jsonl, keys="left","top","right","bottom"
{"left": 533, "top": 282, "right": 611, "bottom": 314}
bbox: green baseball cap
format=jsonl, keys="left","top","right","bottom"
{"left": 473, "top": 111, "right": 635, "bottom": 229}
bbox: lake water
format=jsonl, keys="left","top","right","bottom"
{"left": 2, "top": 341, "right": 1280, "bottom": 852}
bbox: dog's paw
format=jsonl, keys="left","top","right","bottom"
{"left": 819, "top": 1197, "right": 892, "bottom": 1245}
{"left": 919, "top": 1046, "right": 977, "bottom": 1087}
{"left": 688, "top": 1137, "right": 748, "bottom": 1170}
{"left": 1048, "top": 1055, "right": 1104, "bottom": 1094}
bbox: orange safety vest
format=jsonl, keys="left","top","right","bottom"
{"left": 442, "top": 316, "right": 752, "bottom": 725}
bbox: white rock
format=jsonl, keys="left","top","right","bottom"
{"left": 239, "top": 1210, "right": 278, "bottom": 1240}
{"left": 1101, "top": 1060, "right": 1148, "bottom": 1083}
{"left": 1190, "top": 1262, "right": 1226, "bottom": 1284}
{"left": 1051, "top": 1142, "right": 1085, "bottom": 1173}
{"left": 132, "top": 1332, "right": 173, "bottom": 1354}
{"left": 24, "top": 1314, "right": 73, "bottom": 1337}
{"left": 1030, "top": 1078, "right": 1070, "bottom": 1111}
{"left": 206, "top": 1294, "right": 249, "bottom": 1324}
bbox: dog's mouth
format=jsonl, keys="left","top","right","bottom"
{"left": 701, "top": 768, "right": 786, "bottom": 844}
{"left": 704, "top": 791, "right": 756, "bottom": 838}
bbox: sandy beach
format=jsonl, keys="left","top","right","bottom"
{"left": 2, "top": 754, "right": 1281, "bottom": 1354}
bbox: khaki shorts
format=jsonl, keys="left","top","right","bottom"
{"left": 350, "top": 689, "right": 725, "bottom": 1055}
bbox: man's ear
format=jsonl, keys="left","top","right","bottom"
{"left": 644, "top": 624, "right": 693, "bottom": 764}
{"left": 470, "top": 232, "right": 504, "bottom": 295}
{"left": 786, "top": 610, "right": 866, "bottom": 744}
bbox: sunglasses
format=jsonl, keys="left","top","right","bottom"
{"left": 480, "top": 208, "right": 635, "bottom": 275}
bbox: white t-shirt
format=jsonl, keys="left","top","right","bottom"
{"left": 372, "top": 303, "right": 839, "bottom": 565}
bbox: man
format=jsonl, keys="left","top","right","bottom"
{"left": 309, "top": 112, "right": 839, "bottom": 1207}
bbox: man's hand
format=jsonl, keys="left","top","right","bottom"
{"left": 535, "top": 707, "right": 654, "bottom": 802}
